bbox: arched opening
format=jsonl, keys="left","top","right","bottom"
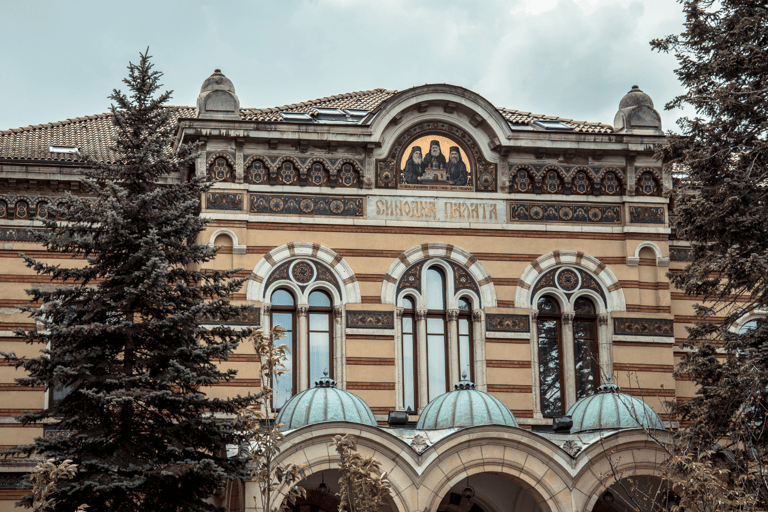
{"left": 294, "top": 469, "right": 396, "bottom": 512}
{"left": 271, "top": 288, "right": 296, "bottom": 409}
{"left": 437, "top": 473, "right": 544, "bottom": 512}
{"left": 593, "top": 476, "right": 671, "bottom": 512}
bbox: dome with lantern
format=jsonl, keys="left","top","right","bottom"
{"left": 416, "top": 374, "right": 519, "bottom": 429}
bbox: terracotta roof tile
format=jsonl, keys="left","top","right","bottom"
{"left": 0, "top": 89, "right": 613, "bottom": 163}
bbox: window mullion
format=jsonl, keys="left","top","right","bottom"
{"left": 296, "top": 306, "right": 309, "bottom": 392}
{"left": 447, "top": 308, "right": 460, "bottom": 387}
{"left": 416, "top": 308, "right": 428, "bottom": 411}
{"left": 561, "top": 312, "right": 577, "bottom": 412}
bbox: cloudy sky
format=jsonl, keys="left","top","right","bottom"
{"left": 1, "top": 0, "right": 688, "bottom": 132}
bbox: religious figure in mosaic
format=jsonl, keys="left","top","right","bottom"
{"left": 421, "top": 140, "right": 447, "bottom": 170}
{"left": 403, "top": 146, "right": 424, "bottom": 184}
{"left": 446, "top": 146, "right": 467, "bottom": 186}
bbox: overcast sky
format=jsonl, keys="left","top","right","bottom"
{"left": 1, "top": 0, "right": 688, "bottom": 133}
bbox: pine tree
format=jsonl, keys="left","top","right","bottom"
{"left": 653, "top": 0, "right": 768, "bottom": 505}
{"left": 2, "top": 50, "right": 255, "bottom": 512}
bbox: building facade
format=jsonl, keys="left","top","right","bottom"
{"left": 0, "top": 71, "right": 705, "bottom": 512}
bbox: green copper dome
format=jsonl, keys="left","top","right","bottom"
{"left": 276, "top": 372, "right": 377, "bottom": 431}
{"left": 416, "top": 377, "right": 519, "bottom": 429}
{"left": 567, "top": 381, "right": 665, "bottom": 433}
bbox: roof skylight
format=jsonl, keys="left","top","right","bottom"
{"left": 49, "top": 145, "right": 80, "bottom": 154}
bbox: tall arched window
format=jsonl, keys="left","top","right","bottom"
{"left": 458, "top": 298, "right": 473, "bottom": 381}
{"left": 401, "top": 296, "right": 417, "bottom": 412}
{"left": 308, "top": 290, "right": 333, "bottom": 386}
{"left": 426, "top": 268, "right": 448, "bottom": 402}
{"left": 537, "top": 296, "right": 563, "bottom": 416}
{"left": 573, "top": 297, "right": 599, "bottom": 400}
{"left": 270, "top": 289, "right": 295, "bottom": 409}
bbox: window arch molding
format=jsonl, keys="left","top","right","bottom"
{"left": 208, "top": 228, "right": 246, "bottom": 255}
{"left": 381, "top": 243, "right": 496, "bottom": 307}
{"left": 247, "top": 242, "right": 361, "bottom": 304}
{"left": 394, "top": 258, "right": 482, "bottom": 311}
{"left": 516, "top": 250, "right": 625, "bottom": 312}
{"left": 730, "top": 309, "right": 768, "bottom": 333}
{"left": 627, "top": 241, "right": 669, "bottom": 267}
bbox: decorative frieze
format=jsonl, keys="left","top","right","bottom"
{"left": 206, "top": 192, "right": 243, "bottom": 211}
{"left": 369, "top": 196, "right": 504, "bottom": 224}
{"left": 486, "top": 314, "right": 530, "bottom": 332}
{"left": 346, "top": 311, "right": 394, "bottom": 329}
{"left": 265, "top": 259, "right": 342, "bottom": 295}
{"left": 0, "top": 474, "right": 26, "bottom": 489}
{"left": 629, "top": 206, "right": 665, "bottom": 224}
{"left": 250, "top": 194, "right": 364, "bottom": 217}
{"left": 0, "top": 227, "right": 36, "bottom": 241}
{"left": 613, "top": 318, "right": 674, "bottom": 337}
{"left": 202, "top": 308, "right": 260, "bottom": 326}
{"left": 509, "top": 203, "right": 621, "bottom": 224}
{"left": 670, "top": 247, "right": 693, "bottom": 261}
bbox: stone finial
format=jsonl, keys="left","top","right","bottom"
{"left": 613, "top": 85, "right": 663, "bottom": 135}
{"left": 197, "top": 69, "right": 240, "bottom": 120}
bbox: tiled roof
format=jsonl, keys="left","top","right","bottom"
{"left": 0, "top": 107, "right": 195, "bottom": 164}
{"left": 239, "top": 89, "right": 397, "bottom": 122}
{"left": 0, "top": 89, "right": 613, "bottom": 163}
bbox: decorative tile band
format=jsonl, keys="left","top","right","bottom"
{"left": 202, "top": 308, "right": 260, "bottom": 326}
{"left": 0, "top": 227, "right": 36, "bottom": 241}
{"left": 629, "top": 206, "right": 665, "bottom": 224}
{"left": 250, "top": 194, "right": 364, "bottom": 217}
{"left": 509, "top": 203, "right": 621, "bottom": 224}
{"left": 670, "top": 247, "right": 693, "bottom": 261}
{"left": 206, "top": 192, "right": 243, "bottom": 211}
{"left": 347, "top": 311, "right": 394, "bottom": 329}
{"left": 486, "top": 314, "right": 530, "bottom": 332}
{"left": 0, "top": 474, "right": 27, "bottom": 489}
{"left": 613, "top": 318, "right": 674, "bottom": 337}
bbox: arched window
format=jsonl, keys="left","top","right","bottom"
{"left": 426, "top": 267, "right": 448, "bottom": 402}
{"left": 537, "top": 296, "right": 563, "bottom": 416}
{"left": 401, "top": 296, "right": 417, "bottom": 412}
{"left": 458, "top": 298, "right": 473, "bottom": 381}
{"left": 308, "top": 290, "right": 333, "bottom": 386}
{"left": 395, "top": 259, "right": 483, "bottom": 411}
{"left": 270, "top": 289, "right": 296, "bottom": 409}
{"left": 573, "top": 297, "right": 599, "bottom": 400}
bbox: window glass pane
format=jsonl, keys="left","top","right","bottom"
{"left": 403, "top": 330, "right": 416, "bottom": 412}
{"left": 309, "top": 313, "right": 329, "bottom": 331}
{"left": 574, "top": 297, "right": 596, "bottom": 315}
{"left": 271, "top": 289, "right": 294, "bottom": 306}
{"left": 537, "top": 296, "right": 560, "bottom": 314}
{"left": 272, "top": 312, "right": 294, "bottom": 409}
{"left": 402, "top": 297, "right": 414, "bottom": 310}
{"left": 427, "top": 334, "right": 447, "bottom": 401}
{"left": 740, "top": 320, "right": 759, "bottom": 334}
{"left": 308, "top": 290, "right": 331, "bottom": 307}
{"left": 458, "top": 298, "right": 471, "bottom": 311}
{"left": 574, "top": 320, "right": 597, "bottom": 400}
{"left": 402, "top": 316, "right": 413, "bottom": 334}
{"left": 426, "top": 268, "right": 445, "bottom": 310}
{"left": 538, "top": 318, "right": 561, "bottom": 416}
{"left": 459, "top": 318, "right": 471, "bottom": 380}
{"left": 427, "top": 317, "right": 445, "bottom": 334}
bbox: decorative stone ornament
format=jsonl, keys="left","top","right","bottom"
{"left": 613, "top": 85, "right": 663, "bottom": 135}
{"left": 197, "top": 69, "right": 240, "bottom": 120}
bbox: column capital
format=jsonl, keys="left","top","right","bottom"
{"left": 416, "top": 308, "right": 428, "bottom": 321}
{"left": 447, "top": 309, "right": 460, "bottom": 321}
{"left": 333, "top": 305, "right": 343, "bottom": 320}
{"left": 562, "top": 313, "right": 575, "bottom": 325}
{"left": 297, "top": 306, "right": 309, "bottom": 317}
{"left": 262, "top": 304, "right": 271, "bottom": 315}
{"left": 395, "top": 307, "right": 404, "bottom": 319}
{"left": 597, "top": 313, "right": 610, "bottom": 326}
{"left": 472, "top": 310, "right": 483, "bottom": 323}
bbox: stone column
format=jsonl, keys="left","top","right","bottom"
{"left": 235, "top": 139, "right": 244, "bottom": 183}
{"left": 472, "top": 310, "right": 486, "bottom": 392}
{"left": 394, "top": 308, "right": 404, "bottom": 411}
{"left": 416, "top": 308, "right": 428, "bottom": 411}
{"left": 530, "top": 311, "right": 543, "bottom": 419}
{"left": 297, "top": 306, "right": 309, "bottom": 392}
{"left": 447, "top": 309, "right": 460, "bottom": 388}
{"left": 562, "top": 312, "right": 577, "bottom": 410}
{"left": 333, "top": 306, "right": 345, "bottom": 388}
{"left": 597, "top": 313, "right": 612, "bottom": 384}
